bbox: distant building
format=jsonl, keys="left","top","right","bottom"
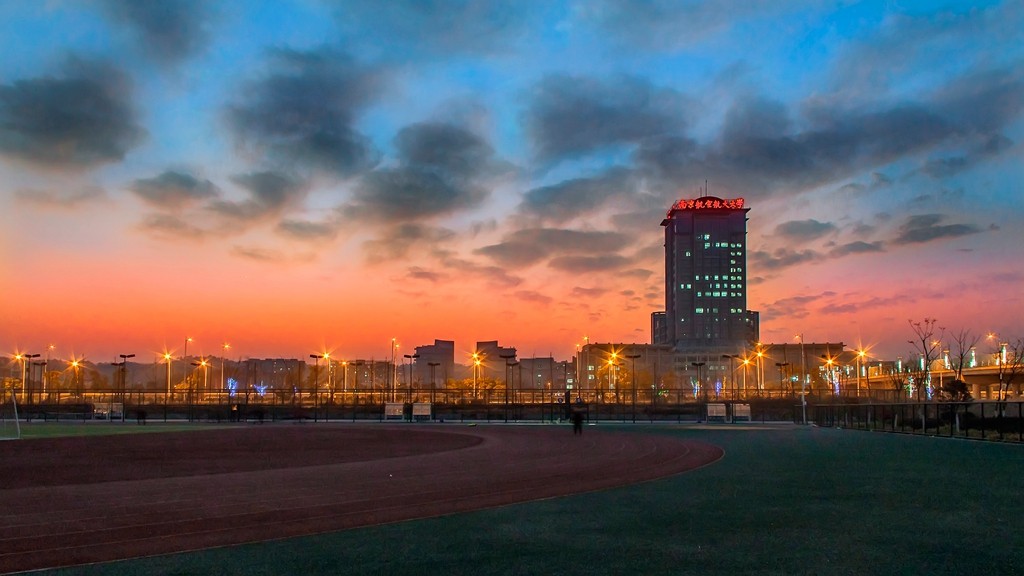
{"left": 474, "top": 340, "right": 517, "bottom": 381}
{"left": 661, "top": 195, "right": 758, "bottom": 353}
{"left": 413, "top": 339, "right": 455, "bottom": 387}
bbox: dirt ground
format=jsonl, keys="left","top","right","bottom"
{"left": 0, "top": 424, "right": 721, "bottom": 573}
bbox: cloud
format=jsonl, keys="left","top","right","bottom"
{"left": 892, "top": 213, "right": 982, "bottom": 245}
{"left": 518, "top": 167, "right": 634, "bottom": 222}
{"left": 475, "top": 228, "right": 631, "bottom": 268}
{"left": 525, "top": 74, "right": 691, "bottom": 166}
{"left": 572, "top": 286, "right": 609, "bottom": 298}
{"left": 226, "top": 48, "right": 383, "bottom": 177}
{"left": 97, "top": 0, "right": 212, "bottom": 64}
{"left": 549, "top": 254, "right": 631, "bottom": 273}
{"left": 576, "top": 0, "right": 804, "bottom": 51}
{"left": 828, "top": 241, "right": 884, "bottom": 258}
{"left": 437, "top": 253, "right": 523, "bottom": 289}
{"left": 276, "top": 219, "right": 338, "bottom": 241}
{"left": 363, "top": 223, "right": 456, "bottom": 261}
{"left": 750, "top": 248, "right": 820, "bottom": 271}
{"left": 0, "top": 57, "right": 143, "bottom": 169}
{"left": 210, "top": 171, "right": 306, "bottom": 222}
{"left": 138, "top": 213, "right": 208, "bottom": 240}
{"left": 129, "top": 170, "right": 218, "bottom": 208}
{"left": 345, "top": 122, "right": 505, "bottom": 224}
{"left": 514, "top": 290, "right": 553, "bottom": 305}
{"left": 15, "top": 186, "right": 106, "bottom": 208}
{"left": 327, "top": 0, "right": 535, "bottom": 57}
{"left": 406, "top": 266, "right": 447, "bottom": 283}
{"left": 230, "top": 245, "right": 287, "bottom": 262}
{"left": 775, "top": 219, "right": 836, "bottom": 241}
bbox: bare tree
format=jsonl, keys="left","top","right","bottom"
{"left": 945, "top": 328, "right": 980, "bottom": 383}
{"left": 996, "top": 338, "right": 1024, "bottom": 401}
{"left": 907, "top": 318, "right": 945, "bottom": 401}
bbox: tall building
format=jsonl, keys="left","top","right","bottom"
{"left": 661, "top": 196, "right": 758, "bottom": 353}
{"left": 413, "top": 339, "right": 455, "bottom": 387}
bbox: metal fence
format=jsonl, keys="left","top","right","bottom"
{"left": 813, "top": 401, "right": 1024, "bottom": 442}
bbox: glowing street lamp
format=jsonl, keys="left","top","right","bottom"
{"left": 626, "top": 353, "right": 641, "bottom": 423}
{"left": 472, "top": 352, "right": 481, "bottom": 400}
{"left": 427, "top": 361, "right": 440, "bottom": 404}
{"left": 856, "top": 349, "right": 868, "bottom": 397}
{"left": 163, "top": 352, "right": 173, "bottom": 402}
{"left": 182, "top": 336, "right": 193, "bottom": 394}
{"left": 221, "top": 343, "right": 231, "bottom": 396}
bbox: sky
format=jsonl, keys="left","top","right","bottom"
{"left": 1, "top": 0, "right": 1022, "bottom": 365}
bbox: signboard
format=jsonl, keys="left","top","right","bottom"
{"left": 733, "top": 403, "right": 751, "bottom": 421}
{"left": 412, "top": 403, "right": 432, "bottom": 420}
{"left": 707, "top": 403, "right": 727, "bottom": 421}
{"left": 384, "top": 402, "right": 405, "bottom": 420}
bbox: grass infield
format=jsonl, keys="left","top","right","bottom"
{"left": 13, "top": 422, "right": 230, "bottom": 440}
{"left": 40, "top": 425, "right": 1024, "bottom": 575}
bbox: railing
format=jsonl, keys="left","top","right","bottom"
{"left": 814, "top": 402, "right": 1024, "bottom": 443}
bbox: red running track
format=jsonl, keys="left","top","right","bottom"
{"left": 0, "top": 424, "right": 721, "bottom": 573}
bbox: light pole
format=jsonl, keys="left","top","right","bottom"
{"left": 182, "top": 336, "right": 192, "bottom": 398}
{"left": 403, "top": 353, "right": 419, "bottom": 403}
{"left": 341, "top": 360, "right": 348, "bottom": 402}
{"left": 756, "top": 344, "right": 765, "bottom": 394}
{"left": 626, "top": 353, "right": 641, "bottom": 423}
{"left": 19, "top": 353, "right": 39, "bottom": 403}
{"left": 500, "top": 353, "right": 516, "bottom": 413}
{"left": 472, "top": 352, "right": 481, "bottom": 400}
{"left": 309, "top": 354, "right": 320, "bottom": 408}
{"left": 163, "top": 353, "right": 173, "bottom": 403}
{"left": 119, "top": 353, "right": 134, "bottom": 421}
{"left": 44, "top": 344, "right": 55, "bottom": 399}
{"left": 428, "top": 362, "right": 440, "bottom": 404}
{"left": 796, "top": 334, "right": 807, "bottom": 398}
{"left": 390, "top": 338, "right": 398, "bottom": 402}
{"left": 221, "top": 343, "right": 231, "bottom": 399}
{"left": 691, "top": 362, "right": 706, "bottom": 417}
{"left": 856, "top": 349, "right": 867, "bottom": 397}
{"left": 190, "top": 359, "right": 208, "bottom": 420}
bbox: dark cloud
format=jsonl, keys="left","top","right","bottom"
{"left": 437, "top": 253, "right": 523, "bottom": 289}
{"left": 210, "top": 171, "right": 306, "bottom": 221}
{"left": 526, "top": 74, "right": 691, "bottom": 166}
{"left": 892, "top": 214, "right": 981, "bottom": 245}
{"left": 514, "top": 290, "right": 553, "bottom": 305}
{"left": 750, "top": 248, "right": 820, "bottom": 271}
{"left": 760, "top": 291, "right": 836, "bottom": 321}
{"left": 230, "top": 246, "right": 286, "bottom": 262}
{"left": 276, "top": 219, "right": 338, "bottom": 241}
{"left": 406, "top": 266, "right": 446, "bottom": 283}
{"left": 15, "top": 186, "right": 105, "bottom": 208}
{"left": 138, "top": 213, "right": 207, "bottom": 240}
{"left": 98, "top": 0, "right": 211, "bottom": 64}
{"left": 572, "top": 286, "right": 609, "bottom": 298}
{"left": 328, "top": 0, "right": 535, "bottom": 57}
{"left": 0, "top": 58, "right": 143, "bottom": 169}
{"left": 622, "top": 268, "right": 654, "bottom": 279}
{"left": 921, "top": 134, "right": 1014, "bottom": 178}
{"left": 549, "top": 254, "right": 631, "bottom": 273}
{"left": 363, "top": 223, "right": 456, "bottom": 261}
{"left": 775, "top": 219, "right": 836, "bottom": 241}
{"left": 346, "top": 123, "right": 504, "bottom": 224}
{"left": 518, "top": 167, "right": 634, "bottom": 222}
{"left": 637, "top": 66, "right": 1023, "bottom": 198}
{"left": 226, "top": 48, "right": 383, "bottom": 177}
{"left": 129, "top": 170, "right": 218, "bottom": 208}
{"left": 475, "top": 228, "right": 630, "bottom": 268}
{"left": 577, "top": 1, "right": 805, "bottom": 52}
{"left": 828, "top": 241, "right": 884, "bottom": 258}
{"left": 827, "top": 294, "right": 913, "bottom": 315}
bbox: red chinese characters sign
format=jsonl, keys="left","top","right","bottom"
{"left": 667, "top": 197, "right": 745, "bottom": 214}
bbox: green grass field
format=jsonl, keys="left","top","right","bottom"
{"left": 41, "top": 425, "right": 1024, "bottom": 575}
{"left": 11, "top": 421, "right": 230, "bottom": 439}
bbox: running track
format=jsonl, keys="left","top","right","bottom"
{"left": 0, "top": 424, "right": 722, "bottom": 573}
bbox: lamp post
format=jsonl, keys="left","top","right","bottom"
{"left": 309, "top": 354, "right": 320, "bottom": 410}
{"left": 341, "top": 361, "right": 348, "bottom": 402}
{"left": 428, "top": 362, "right": 440, "bottom": 404}
{"left": 119, "top": 354, "right": 134, "bottom": 421}
{"left": 221, "top": 343, "right": 231, "bottom": 399}
{"left": 472, "top": 352, "right": 481, "bottom": 400}
{"left": 403, "top": 353, "right": 419, "bottom": 403}
{"left": 756, "top": 345, "right": 765, "bottom": 395}
{"left": 190, "top": 359, "right": 208, "bottom": 421}
{"left": 163, "top": 353, "right": 173, "bottom": 403}
{"left": 182, "top": 336, "right": 192, "bottom": 399}
{"left": 626, "top": 353, "right": 641, "bottom": 423}
{"left": 44, "top": 344, "right": 55, "bottom": 399}
{"left": 20, "top": 353, "right": 40, "bottom": 404}
{"left": 390, "top": 338, "right": 398, "bottom": 402}
{"left": 691, "top": 361, "right": 706, "bottom": 417}
{"left": 499, "top": 353, "right": 516, "bottom": 415}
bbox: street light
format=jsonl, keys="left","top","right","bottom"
{"left": 19, "top": 353, "right": 39, "bottom": 403}
{"left": 428, "top": 362, "right": 440, "bottom": 404}
{"left": 691, "top": 362, "right": 706, "bottom": 412}
{"left": 626, "top": 353, "right": 641, "bottom": 423}
{"left": 119, "top": 353, "right": 135, "bottom": 421}
{"left": 190, "top": 359, "right": 208, "bottom": 420}
{"left": 221, "top": 343, "right": 231, "bottom": 398}
{"left": 472, "top": 352, "right": 481, "bottom": 400}
{"left": 309, "top": 354, "right": 321, "bottom": 408}
{"left": 403, "top": 353, "right": 419, "bottom": 403}
{"left": 163, "top": 352, "right": 173, "bottom": 403}
{"left": 44, "top": 344, "right": 55, "bottom": 398}
{"left": 499, "top": 353, "right": 516, "bottom": 413}
{"left": 182, "top": 336, "right": 193, "bottom": 399}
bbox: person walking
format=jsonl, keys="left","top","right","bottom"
{"left": 572, "top": 408, "right": 584, "bottom": 435}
